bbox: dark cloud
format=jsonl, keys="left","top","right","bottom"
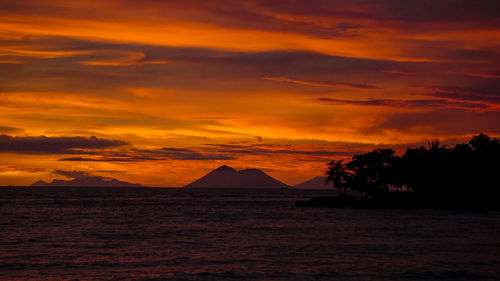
{"left": 51, "top": 169, "right": 126, "bottom": 182}
{"left": 371, "top": 109, "right": 500, "bottom": 135}
{"left": 97, "top": 170, "right": 125, "bottom": 174}
{"left": 465, "top": 72, "right": 500, "bottom": 80}
{"left": 203, "top": 143, "right": 357, "bottom": 157}
{"left": 244, "top": 0, "right": 500, "bottom": 26}
{"left": 0, "top": 134, "right": 128, "bottom": 154}
{"left": 58, "top": 157, "right": 139, "bottom": 162}
{"left": 0, "top": 166, "right": 44, "bottom": 173}
{"left": 376, "top": 0, "right": 500, "bottom": 23}
{"left": 4, "top": 1, "right": 499, "bottom": 31}
{"left": 52, "top": 169, "right": 90, "bottom": 179}
{"left": 0, "top": 1, "right": 362, "bottom": 39}
{"left": 58, "top": 142, "right": 356, "bottom": 163}
{"left": 0, "top": 32, "right": 413, "bottom": 95}
{"left": 133, "top": 148, "right": 236, "bottom": 161}
{"left": 419, "top": 86, "right": 500, "bottom": 104}
{"left": 313, "top": 97, "right": 491, "bottom": 111}
{"left": 264, "top": 76, "right": 377, "bottom": 89}
{"left": 446, "top": 49, "right": 500, "bottom": 63}
{"left": 0, "top": 126, "right": 22, "bottom": 133}
{"left": 58, "top": 147, "right": 235, "bottom": 162}
{"left": 383, "top": 70, "right": 416, "bottom": 75}
{"left": 119, "top": 0, "right": 500, "bottom": 35}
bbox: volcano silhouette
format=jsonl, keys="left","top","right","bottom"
{"left": 184, "top": 165, "right": 289, "bottom": 188}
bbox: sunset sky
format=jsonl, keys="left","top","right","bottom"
{"left": 0, "top": 0, "right": 499, "bottom": 187}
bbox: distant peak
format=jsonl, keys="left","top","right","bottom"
{"left": 214, "top": 165, "right": 236, "bottom": 172}
{"left": 31, "top": 180, "right": 49, "bottom": 186}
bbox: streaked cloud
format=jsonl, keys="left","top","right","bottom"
{"left": 81, "top": 50, "right": 169, "bottom": 66}
{"left": 383, "top": 70, "right": 416, "bottom": 75}
{"left": 464, "top": 72, "right": 500, "bottom": 80}
{"left": 0, "top": 165, "right": 44, "bottom": 175}
{"left": 264, "top": 76, "right": 376, "bottom": 89}
{"left": 312, "top": 97, "right": 492, "bottom": 111}
{"left": 418, "top": 86, "right": 500, "bottom": 105}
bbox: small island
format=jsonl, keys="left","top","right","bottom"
{"left": 31, "top": 173, "right": 143, "bottom": 188}
{"left": 296, "top": 134, "right": 500, "bottom": 210}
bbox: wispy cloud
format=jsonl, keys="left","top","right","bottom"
{"left": 418, "top": 86, "right": 500, "bottom": 105}
{"left": 0, "top": 165, "right": 44, "bottom": 174}
{"left": 313, "top": 97, "right": 491, "bottom": 111}
{"left": 464, "top": 72, "right": 500, "bottom": 79}
{"left": 383, "top": 70, "right": 416, "bottom": 75}
{"left": 81, "top": 50, "right": 169, "bottom": 66}
{"left": 132, "top": 147, "right": 236, "bottom": 161}
{"left": 58, "top": 147, "right": 235, "bottom": 162}
{"left": 264, "top": 76, "right": 376, "bottom": 89}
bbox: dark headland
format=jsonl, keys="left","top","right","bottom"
{"left": 296, "top": 134, "right": 500, "bottom": 210}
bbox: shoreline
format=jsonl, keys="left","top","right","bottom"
{"left": 295, "top": 194, "right": 500, "bottom": 211}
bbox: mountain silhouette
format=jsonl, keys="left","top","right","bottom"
{"left": 184, "top": 165, "right": 289, "bottom": 188}
{"left": 294, "top": 176, "right": 331, "bottom": 189}
{"left": 31, "top": 176, "right": 143, "bottom": 187}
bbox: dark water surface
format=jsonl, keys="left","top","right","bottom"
{"left": 1, "top": 187, "right": 499, "bottom": 280}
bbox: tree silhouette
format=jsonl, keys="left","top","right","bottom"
{"left": 469, "top": 133, "right": 498, "bottom": 153}
{"left": 427, "top": 139, "right": 446, "bottom": 152}
{"left": 346, "top": 149, "right": 397, "bottom": 194}
{"left": 325, "top": 160, "right": 352, "bottom": 199}
{"left": 324, "top": 134, "right": 500, "bottom": 206}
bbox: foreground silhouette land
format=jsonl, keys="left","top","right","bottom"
{"left": 296, "top": 134, "right": 500, "bottom": 210}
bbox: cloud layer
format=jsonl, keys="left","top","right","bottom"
{"left": 0, "top": 135, "right": 127, "bottom": 154}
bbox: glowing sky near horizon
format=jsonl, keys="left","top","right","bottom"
{"left": 0, "top": 0, "right": 499, "bottom": 186}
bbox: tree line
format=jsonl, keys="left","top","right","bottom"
{"left": 326, "top": 134, "right": 500, "bottom": 201}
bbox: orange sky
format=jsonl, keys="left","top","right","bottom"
{"left": 0, "top": 0, "right": 499, "bottom": 186}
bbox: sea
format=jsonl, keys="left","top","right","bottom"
{"left": 1, "top": 187, "right": 499, "bottom": 281}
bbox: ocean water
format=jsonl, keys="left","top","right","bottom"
{"left": 1, "top": 187, "right": 499, "bottom": 281}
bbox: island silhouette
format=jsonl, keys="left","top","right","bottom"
{"left": 184, "top": 165, "right": 289, "bottom": 188}
{"left": 31, "top": 176, "right": 143, "bottom": 187}
{"left": 297, "top": 134, "right": 500, "bottom": 209}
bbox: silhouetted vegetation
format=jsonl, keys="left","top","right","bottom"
{"left": 325, "top": 160, "right": 352, "bottom": 199}
{"left": 325, "top": 134, "right": 500, "bottom": 206}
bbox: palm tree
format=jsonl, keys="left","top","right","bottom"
{"left": 427, "top": 139, "right": 447, "bottom": 153}
{"left": 325, "top": 160, "right": 352, "bottom": 199}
